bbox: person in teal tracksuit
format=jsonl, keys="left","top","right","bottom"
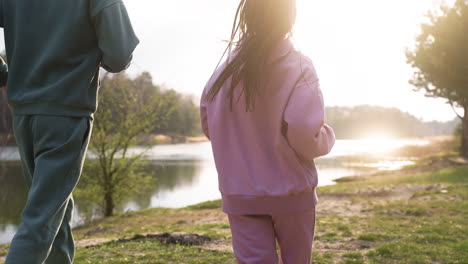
{"left": 0, "top": 0, "right": 139, "bottom": 263}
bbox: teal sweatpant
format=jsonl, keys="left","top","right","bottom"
{"left": 5, "top": 115, "right": 92, "bottom": 264}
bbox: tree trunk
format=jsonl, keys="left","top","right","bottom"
{"left": 104, "top": 190, "right": 114, "bottom": 217}
{"left": 461, "top": 104, "right": 468, "bottom": 159}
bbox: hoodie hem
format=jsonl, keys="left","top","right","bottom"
{"left": 222, "top": 190, "right": 318, "bottom": 215}
{"left": 12, "top": 103, "right": 94, "bottom": 118}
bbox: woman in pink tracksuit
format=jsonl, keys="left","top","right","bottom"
{"left": 200, "top": 0, "right": 335, "bottom": 263}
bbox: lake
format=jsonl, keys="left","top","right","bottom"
{"left": 0, "top": 139, "right": 427, "bottom": 244}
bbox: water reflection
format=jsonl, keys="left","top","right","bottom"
{"left": 0, "top": 161, "right": 27, "bottom": 228}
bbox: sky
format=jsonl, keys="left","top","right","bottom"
{"left": 0, "top": 0, "right": 460, "bottom": 121}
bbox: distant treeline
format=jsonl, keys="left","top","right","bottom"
{"left": 0, "top": 76, "right": 458, "bottom": 141}
{"left": 326, "top": 105, "right": 459, "bottom": 139}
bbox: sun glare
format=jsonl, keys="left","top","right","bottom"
{"left": 360, "top": 137, "right": 398, "bottom": 154}
{"left": 363, "top": 133, "right": 395, "bottom": 141}
{"left": 290, "top": 0, "right": 457, "bottom": 122}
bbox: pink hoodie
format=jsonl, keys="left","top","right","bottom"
{"left": 200, "top": 39, "right": 335, "bottom": 215}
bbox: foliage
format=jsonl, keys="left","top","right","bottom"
{"left": 123, "top": 71, "right": 201, "bottom": 137}
{"left": 406, "top": 0, "right": 468, "bottom": 156}
{"left": 406, "top": 0, "right": 468, "bottom": 108}
{"left": 76, "top": 73, "right": 176, "bottom": 217}
{"left": 157, "top": 92, "right": 201, "bottom": 137}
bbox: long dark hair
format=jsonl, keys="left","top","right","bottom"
{"left": 207, "top": 0, "right": 297, "bottom": 111}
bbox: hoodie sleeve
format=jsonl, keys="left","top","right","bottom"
{"left": 91, "top": 0, "right": 139, "bottom": 73}
{"left": 200, "top": 86, "right": 210, "bottom": 140}
{"left": 0, "top": 56, "right": 8, "bottom": 87}
{"left": 283, "top": 60, "right": 335, "bottom": 161}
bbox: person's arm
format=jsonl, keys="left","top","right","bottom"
{"left": 200, "top": 90, "right": 210, "bottom": 140}
{"left": 283, "top": 61, "right": 335, "bottom": 161}
{"left": 92, "top": 1, "right": 139, "bottom": 73}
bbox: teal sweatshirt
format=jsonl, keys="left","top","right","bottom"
{"left": 0, "top": 0, "right": 139, "bottom": 117}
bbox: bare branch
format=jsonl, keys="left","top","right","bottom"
{"left": 450, "top": 100, "right": 464, "bottom": 119}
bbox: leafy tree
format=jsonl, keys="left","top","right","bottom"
{"left": 406, "top": 0, "right": 468, "bottom": 157}
{"left": 126, "top": 72, "right": 202, "bottom": 137}
{"left": 159, "top": 92, "right": 201, "bottom": 137}
{"left": 75, "top": 73, "right": 176, "bottom": 217}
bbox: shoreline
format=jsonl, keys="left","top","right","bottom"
{"left": 1, "top": 153, "right": 466, "bottom": 263}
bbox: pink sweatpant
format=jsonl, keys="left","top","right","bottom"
{"left": 228, "top": 209, "right": 316, "bottom": 264}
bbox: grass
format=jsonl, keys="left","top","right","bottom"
{"left": 72, "top": 207, "right": 231, "bottom": 241}
{"left": 1, "top": 159, "right": 467, "bottom": 263}
{"left": 186, "top": 200, "right": 222, "bottom": 210}
{"left": 312, "top": 162, "right": 468, "bottom": 263}
{"left": 342, "top": 252, "right": 365, "bottom": 264}
{"left": 0, "top": 246, "right": 7, "bottom": 260}
{"left": 374, "top": 166, "right": 468, "bottom": 185}
{"left": 74, "top": 240, "right": 235, "bottom": 264}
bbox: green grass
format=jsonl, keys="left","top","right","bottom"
{"left": 318, "top": 232, "right": 339, "bottom": 242}
{"left": 0, "top": 245, "right": 8, "bottom": 259}
{"left": 72, "top": 206, "right": 230, "bottom": 241}
{"left": 74, "top": 240, "right": 235, "bottom": 264}
{"left": 186, "top": 200, "right": 222, "bottom": 210}
{"left": 312, "top": 252, "right": 335, "bottom": 264}
{"left": 374, "top": 167, "right": 468, "bottom": 185}
{"left": 1, "top": 163, "right": 467, "bottom": 264}
{"left": 343, "top": 252, "right": 364, "bottom": 264}
{"left": 70, "top": 205, "right": 234, "bottom": 263}
{"left": 318, "top": 166, "right": 468, "bottom": 201}
{"left": 358, "top": 233, "right": 390, "bottom": 242}
{"left": 314, "top": 165, "right": 468, "bottom": 264}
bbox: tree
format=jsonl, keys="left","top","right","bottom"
{"left": 75, "top": 73, "right": 175, "bottom": 217}
{"left": 159, "top": 92, "right": 201, "bottom": 137}
{"left": 406, "top": 0, "right": 468, "bottom": 157}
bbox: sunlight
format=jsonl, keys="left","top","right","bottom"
{"left": 360, "top": 138, "right": 399, "bottom": 154}
{"left": 357, "top": 132, "right": 396, "bottom": 154}
{"left": 363, "top": 133, "right": 395, "bottom": 141}
{"left": 292, "top": 0, "right": 457, "bottom": 121}
{"left": 331, "top": 136, "right": 429, "bottom": 156}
